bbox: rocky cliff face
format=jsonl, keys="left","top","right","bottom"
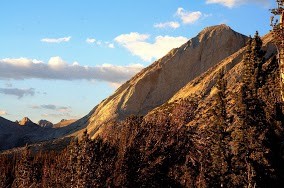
{"left": 146, "top": 33, "right": 277, "bottom": 127}
{"left": 166, "top": 33, "right": 276, "bottom": 104}
{"left": 81, "top": 24, "right": 248, "bottom": 137}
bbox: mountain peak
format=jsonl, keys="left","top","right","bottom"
{"left": 82, "top": 24, "right": 248, "bottom": 139}
{"left": 19, "top": 117, "right": 35, "bottom": 126}
{"left": 197, "top": 24, "right": 235, "bottom": 42}
{"left": 38, "top": 119, "right": 53, "bottom": 128}
{"left": 202, "top": 24, "right": 231, "bottom": 32}
{"left": 60, "top": 119, "right": 67, "bottom": 122}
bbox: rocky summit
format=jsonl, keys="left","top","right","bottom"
{"left": 18, "top": 117, "right": 37, "bottom": 127}
{"left": 38, "top": 120, "right": 53, "bottom": 128}
{"left": 76, "top": 24, "right": 248, "bottom": 138}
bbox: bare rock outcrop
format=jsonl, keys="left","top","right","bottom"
{"left": 82, "top": 24, "right": 248, "bottom": 137}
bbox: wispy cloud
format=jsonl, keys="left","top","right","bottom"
{"left": 108, "top": 43, "right": 115, "bottom": 48}
{"left": 57, "top": 106, "right": 71, "bottom": 113}
{"left": 176, "top": 8, "right": 202, "bottom": 24}
{"left": 115, "top": 32, "right": 188, "bottom": 62}
{"left": 41, "top": 36, "right": 71, "bottom": 43}
{"left": 86, "top": 38, "right": 96, "bottom": 44}
{"left": 0, "top": 57, "right": 143, "bottom": 84}
{"left": 41, "top": 113, "right": 79, "bottom": 119}
{"left": 32, "top": 104, "right": 56, "bottom": 110}
{"left": 154, "top": 21, "right": 180, "bottom": 29}
{"left": 33, "top": 104, "right": 75, "bottom": 120}
{"left": 0, "top": 110, "right": 8, "bottom": 116}
{"left": 205, "top": 0, "right": 269, "bottom": 8}
{"left": 32, "top": 104, "right": 71, "bottom": 113}
{"left": 87, "top": 38, "right": 115, "bottom": 48}
{"left": 5, "top": 82, "right": 13, "bottom": 87}
{"left": 0, "top": 88, "right": 35, "bottom": 98}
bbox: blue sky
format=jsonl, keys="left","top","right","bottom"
{"left": 0, "top": 0, "right": 275, "bottom": 123}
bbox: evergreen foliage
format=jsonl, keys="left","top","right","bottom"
{"left": 230, "top": 32, "right": 275, "bottom": 187}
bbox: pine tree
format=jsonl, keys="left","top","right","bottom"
{"left": 230, "top": 32, "right": 274, "bottom": 187}
{"left": 92, "top": 137, "right": 117, "bottom": 187}
{"left": 207, "top": 69, "right": 230, "bottom": 187}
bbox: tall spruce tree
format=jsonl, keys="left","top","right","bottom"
{"left": 208, "top": 69, "right": 230, "bottom": 187}
{"left": 230, "top": 32, "right": 274, "bottom": 187}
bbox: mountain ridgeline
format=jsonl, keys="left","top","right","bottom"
{"left": 77, "top": 24, "right": 249, "bottom": 138}
{"left": 1, "top": 25, "right": 284, "bottom": 187}
{"left": 0, "top": 24, "right": 248, "bottom": 150}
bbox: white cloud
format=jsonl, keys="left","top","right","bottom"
{"left": 0, "top": 110, "right": 8, "bottom": 115}
{"left": 154, "top": 21, "right": 180, "bottom": 29}
{"left": 176, "top": 8, "right": 202, "bottom": 24}
{"left": 108, "top": 43, "right": 115, "bottom": 48}
{"left": 41, "top": 36, "right": 71, "bottom": 43}
{"left": 0, "top": 57, "right": 144, "bottom": 84}
{"left": 48, "top": 56, "right": 67, "bottom": 70}
{"left": 88, "top": 39, "right": 115, "bottom": 48}
{"left": 115, "top": 33, "right": 188, "bottom": 62}
{"left": 1, "top": 58, "right": 40, "bottom": 67}
{"left": 205, "top": 0, "right": 269, "bottom": 8}
{"left": 115, "top": 32, "right": 150, "bottom": 44}
{"left": 206, "top": 0, "right": 237, "bottom": 7}
{"left": 86, "top": 38, "right": 96, "bottom": 44}
{"left": 0, "top": 88, "right": 35, "bottom": 98}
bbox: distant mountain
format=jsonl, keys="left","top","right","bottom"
{"left": 0, "top": 116, "right": 31, "bottom": 151}
{"left": 0, "top": 115, "right": 85, "bottom": 151}
{"left": 0, "top": 116, "right": 20, "bottom": 129}
{"left": 38, "top": 120, "right": 53, "bottom": 128}
{"left": 53, "top": 119, "right": 77, "bottom": 128}
{"left": 18, "top": 117, "right": 38, "bottom": 127}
